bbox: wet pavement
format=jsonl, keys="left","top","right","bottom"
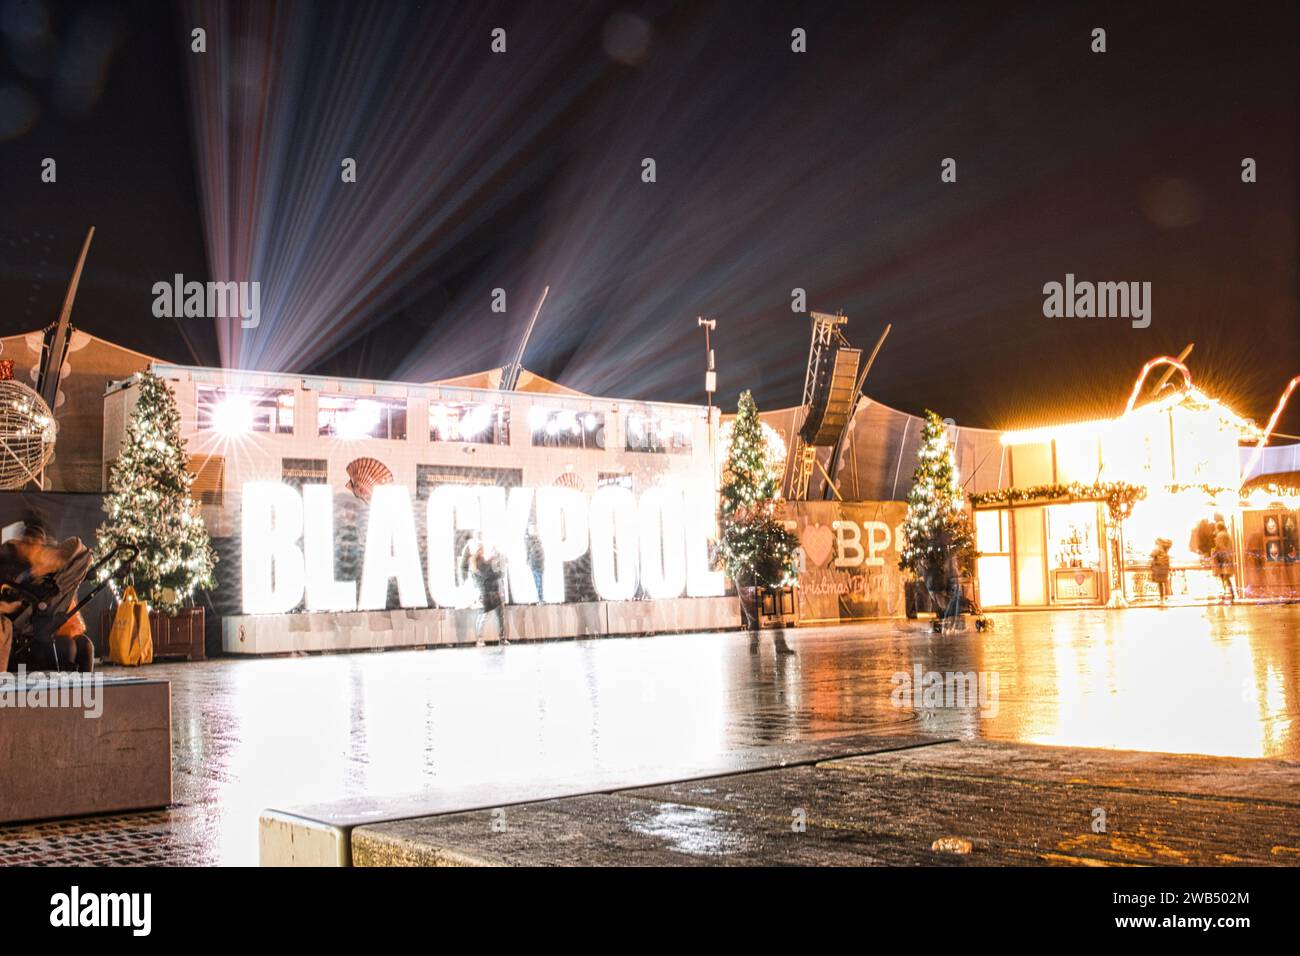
{"left": 2, "top": 603, "right": 1297, "bottom": 865}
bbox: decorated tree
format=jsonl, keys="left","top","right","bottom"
{"left": 717, "top": 391, "right": 798, "bottom": 621}
{"left": 97, "top": 371, "right": 217, "bottom": 613}
{"left": 898, "top": 410, "right": 975, "bottom": 587}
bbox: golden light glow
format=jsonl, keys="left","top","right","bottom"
{"left": 1000, "top": 383, "right": 1258, "bottom": 493}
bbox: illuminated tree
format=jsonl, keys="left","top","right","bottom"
{"left": 96, "top": 371, "right": 217, "bottom": 613}
{"left": 898, "top": 410, "right": 975, "bottom": 584}
{"left": 717, "top": 391, "right": 798, "bottom": 603}
{"left": 718, "top": 391, "right": 786, "bottom": 519}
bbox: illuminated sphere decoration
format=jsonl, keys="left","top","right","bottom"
{"left": 0, "top": 380, "right": 57, "bottom": 490}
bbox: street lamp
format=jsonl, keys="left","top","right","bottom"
{"left": 697, "top": 317, "right": 718, "bottom": 480}
{"left": 697, "top": 316, "right": 716, "bottom": 406}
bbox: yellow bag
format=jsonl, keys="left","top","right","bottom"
{"left": 107, "top": 586, "right": 153, "bottom": 666}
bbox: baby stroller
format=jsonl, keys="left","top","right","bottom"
{"left": 0, "top": 539, "right": 138, "bottom": 674}
{"left": 927, "top": 568, "right": 992, "bottom": 634}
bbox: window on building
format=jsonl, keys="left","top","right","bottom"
{"left": 282, "top": 458, "right": 328, "bottom": 488}
{"left": 527, "top": 406, "right": 604, "bottom": 450}
{"left": 429, "top": 402, "right": 509, "bottom": 444}
{"left": 625, "top": 411, "right": 693, "bottom": 453}
{"left": 415, "top": 464, "right": 523, "bottom": 498}
{"left": 187, "top": 455, "right": 225, "bottom": 506}
{"left": 597, "top": 472, "right": 632, "bottom": 490}
{"left": 317, "top": 395, "right": 407, "bottom": 440}
{"left": 196, "top": 385, "right": 295, "bottom": 435}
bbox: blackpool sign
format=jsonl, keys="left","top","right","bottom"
{"left": 241, "top": 481, "right": 724, "bottom": 615}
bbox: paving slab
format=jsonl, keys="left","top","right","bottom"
{"left": 352, "top": 741, "right": 1300, "bottom": 866}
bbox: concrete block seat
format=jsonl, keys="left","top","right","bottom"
{"left": 0, "top": 674, "right": 172, "bottom": 824}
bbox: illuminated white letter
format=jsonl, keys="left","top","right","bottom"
{"left": 426, "top": 485, "right": 480, "bottom": 607}
{"left": 500, "top": 488, "right": 538, "bottom": 604}
{"left": 590, "top": 486, "right": 638, "bottom": 600}
{"left": 638, "top": 486, "right": 687, "bottom": 599}
{"left": 359, "top": 485, "right": 426, "bottom": 610}
{"left": 686, "top": 490, "right": 725, "bottom": 596}
{"left": 834, "top": 520, "right": 864, "bottom": 567}
{"left": 536, "top": 487, "right": 588, "bottom": 603}
{"left": 242, "top": 482, "right": 304, "bottom": 614}
{"left": 864, "top": 520, "right": 890, "bottom": 567}
{"left": 302, "top": 484, "right": 357, "bottom": 611}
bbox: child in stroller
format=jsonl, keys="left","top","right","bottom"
{"left": 0, "top": 514, "right": 136, "bottom": 674}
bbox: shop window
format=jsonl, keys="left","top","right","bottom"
{"left": 528, "top": 406, "right": 604, "bottom": 450}
{"left": 282, "top": 458, "right": 328, "bottom": 488}
{"left": 187, "top": 455, "right": 225, "bottom": 506}
{"left": 196, "top": 385, "right": 295, "bottom": 435}
{"left": 318, "top": 395, "right": 407, "bottom": 440}
{"left": 415, "top": 464, "right": 522, "bottom": 498}
{"left": 429, "top": 402, "right": 509, "bottom": 444}
{"left": 975, "top": 509, "right": 1013, "bottom": 607}
{"left": 625, "top": 411, "right": 693, "bottom": 453}
{"left": 1045, "top": 501, "right": 1103, "bottom": 603}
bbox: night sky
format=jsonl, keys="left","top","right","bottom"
{"left": 1, "top": 0, "right": 1297, "bottom": 436}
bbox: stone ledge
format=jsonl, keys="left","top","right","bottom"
{"left": 226, "top": 597, "right": 742, "bottom": 655}
{"left": 258, "top": 734, "right": 949, "bottom": 865}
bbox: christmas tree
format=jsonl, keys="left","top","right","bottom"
{"left": 719, "top": 391, "right": 785, "bottom": 521}
{"left": 898, "top": 410, "right": 975, "bottom": 584}
{"left": 717, "top": 391, "right": 798, "bottom": 596}
{"left": 97, "top": 371, "right": 217, "bottom": 613}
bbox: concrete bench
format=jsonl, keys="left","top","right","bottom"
{"left": 0, "top": 674, "right": 172, "bottom": 824}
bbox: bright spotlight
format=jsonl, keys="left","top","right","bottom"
{"left": 212, "top": 394, "right": 255, "bottom": 436}
{"left": 338, "top": 399, "right": 382, "bottom": 440}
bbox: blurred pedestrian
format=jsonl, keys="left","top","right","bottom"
{"left": 1150, "top": 537, "right": 1172, "bottom": 604}
{"left": 525, "top": 525, "right": 544, "bottom": 603}
{"left": 1212, "top": 521, "right": 1236, "bottom": 604}
{"left": 470, "top": 542, "right": 509, "bottom": 645}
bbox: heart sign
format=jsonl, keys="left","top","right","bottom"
{"left": 802, "top": 523, "right": 835, "bottom": 567}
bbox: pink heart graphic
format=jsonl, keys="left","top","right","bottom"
{"left": 802, "top": 523, "right": 834, "bottom": 567}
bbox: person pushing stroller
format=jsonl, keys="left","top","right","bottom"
{"left": 0, "top": 514, "right": 95, "bottom": 673}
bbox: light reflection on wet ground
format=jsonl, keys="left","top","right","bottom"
{"left": 6, "top": 604, "right": 1297, "bottom": 865}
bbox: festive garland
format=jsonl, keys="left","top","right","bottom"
{"left": 969, "top": 481, "right": 1147, "bottom": 523}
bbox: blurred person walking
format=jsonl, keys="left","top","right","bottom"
{"left": 1150, "top": 537, "right": 1172, "bottom": 605}
{"left": 1212, "top": 521, "right": 1236, "bottom": 604}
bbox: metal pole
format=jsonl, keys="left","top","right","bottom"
{"left": 504, "top": 285, "right": 549, "bottom": 391}
{"left": 39, "top": 226, "right": 95, "bottom": 412}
